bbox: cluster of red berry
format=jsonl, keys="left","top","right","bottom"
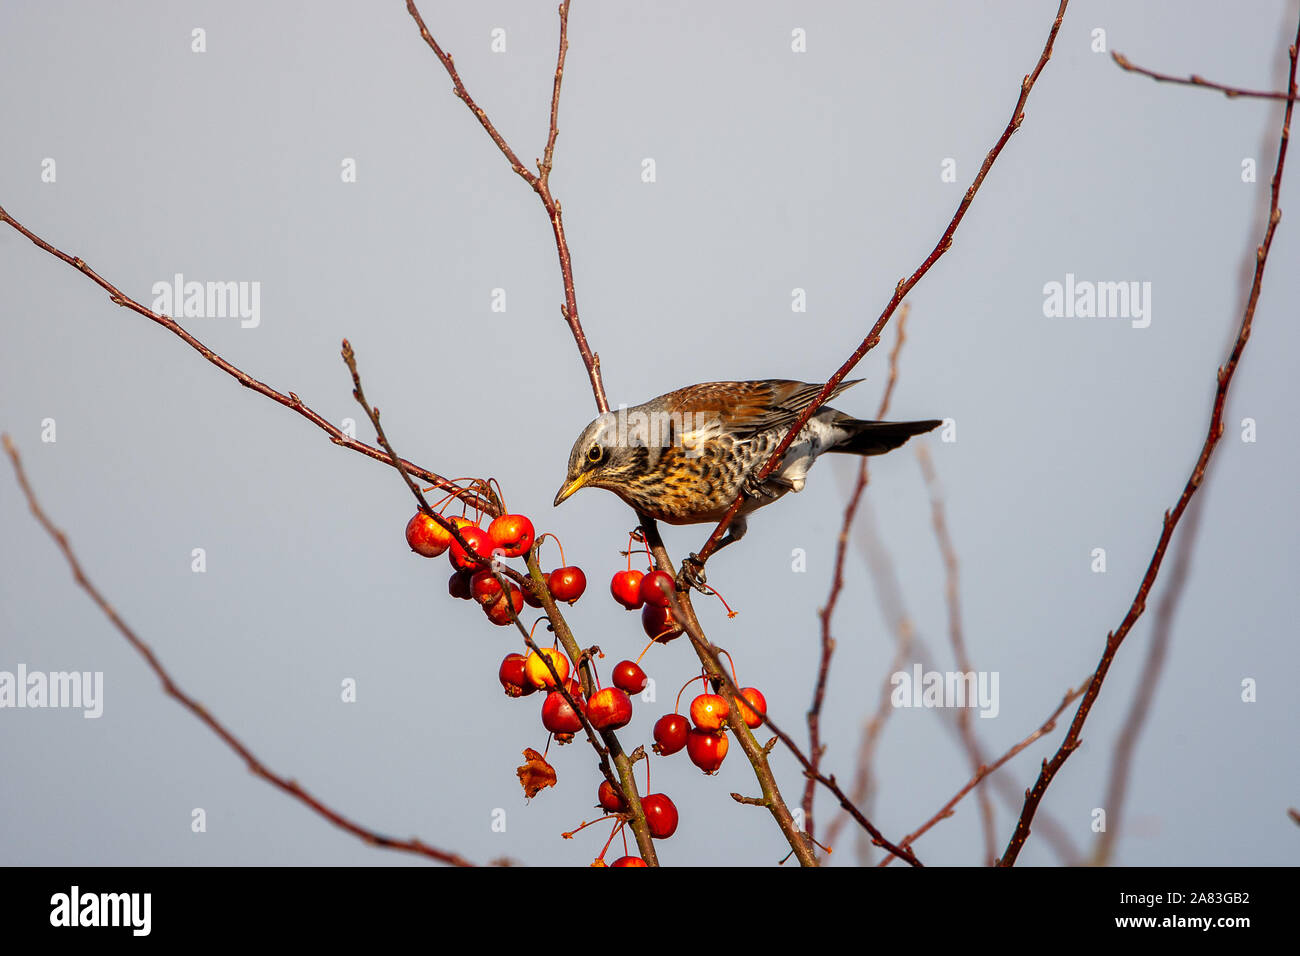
{"left": 403, "top": 504, "right": 765, "bottom": 865}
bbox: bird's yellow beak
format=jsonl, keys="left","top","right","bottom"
{"left": 553, "top": 472, "right": 590, "bottom": 507}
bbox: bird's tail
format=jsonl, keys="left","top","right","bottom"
{"left": 829, "top": 417, "right": 943, "bottom": 456}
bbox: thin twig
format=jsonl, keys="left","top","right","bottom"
{"left": 2, "top": 434, "right": 475, "bottom": 867}
{"left": 881, "top": 677, "right": 1089, "bottom": 866}
{"left": 916, "top": 443, "right": 996, "bottom": 865}
{"left": 1091, "top": 493, "right": 1207, "bottom": 865}
{"left": 804, "top": 304, "right": 910, "bottom": 846}
{"left": 1113, "top": 50, "right": 1300, "bottom": 101}
{"left": 1001, "top": 14, "right": 1300, "bottom": 865}
{"left": 691, "top": 0, "right": 1071, "bottom": 571}
{"left": 0, "top": 206, "right": 491, "bottom": 516}
{"left": 405, "top": 0, "right": 607, "bottom": 413}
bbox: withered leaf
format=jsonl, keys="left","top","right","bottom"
{"left": 517, "top": 747, "right": 557, "bottom": 799}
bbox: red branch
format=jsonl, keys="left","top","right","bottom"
{"left": 691, "top": 0, "right": 1071, "bottom": 569}
{"left": 881, "top": 677, "right": 1088, "bottom": 866}
{"left": 404, "top": 0, "right": 607, "bottom": 413}
{"left": 2, "top": 435, "right": 475, "bottom": 867}
{"left": 916, "top": 443, "right": 996, "bottom": 864}
{"left": 999, "top": 14, "right": 1300, "bottom": 866}
{"left": 0, "top": 206, "right": 491, "bottom": 517}
{"left": 803, "top": 304, "right": 910, "bottom": 846}
{"left": 1113, "top": 50, "right": 1300, "bottom": 101}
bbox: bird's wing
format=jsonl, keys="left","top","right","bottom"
{"left": 668, "top": 379, "right": 863, "bottom": 441}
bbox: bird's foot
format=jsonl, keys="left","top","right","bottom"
{"left": 741, "top": 473, "right": 780, "bottom": 500}
{"left": 677, "top": 553, "right": 710, "bottom": 594}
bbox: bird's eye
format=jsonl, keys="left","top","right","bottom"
{"left": 587, "top": 444, "right": 603, "bottom": 464}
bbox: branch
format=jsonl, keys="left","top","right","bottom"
{"left": 804, "top": 304, "right": 911, "bottom": 846}
{"left": 652, "top": 550, "right": 922, "bottom": 867}
{"left": 1000, "top": 14, "right": 1300, "bottom": 866}
{"left": 1091, "top": 491, "right": 1207, "bottom": 865}
{"left": 916, "top": 443, "right": 996, "bottom": 865}
{"left": 2, "top": 435, "right": 475, "bottom": 867}
{"left": 0, "top": 206, "right": 492, "bottom": 516}
{"left": 405, "top": 0, "right": 607, "bottom": 413}
{"left": 1112, "top": 50, "right": 1300, "bottom": 101}
{"left": 691, "top": 0, "right": 1071, "bottom": 570}
{"left": 880, "top": 677, "right": 1089, "bottom": 866}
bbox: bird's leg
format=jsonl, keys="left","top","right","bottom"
{"left": 741, "top": 471, "right": 783, "bottom": 500}
{"left": 676, "top": 517, "right": 747, "bottom": 593}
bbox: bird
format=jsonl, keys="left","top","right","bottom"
{"left": 553, "top": 379, "right": 940, "bottom": 574}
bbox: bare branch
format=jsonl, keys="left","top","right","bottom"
{"left": 2, "top": 434, "right": 475, "bottom": 867}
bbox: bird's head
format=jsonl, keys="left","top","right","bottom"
{"left": 553, "top": 412, "right": 642, "bottom": 507}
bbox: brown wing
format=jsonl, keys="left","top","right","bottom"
{"left": 665, "top": 379, "right": 863, "bottom": 440}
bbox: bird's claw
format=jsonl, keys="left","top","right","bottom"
{"left": 741, "top": 473, "right": 779, "bottom": 500}
{"left": 677, "top": 553, "right": 709, "bottom": 594}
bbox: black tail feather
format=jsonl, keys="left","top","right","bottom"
{"left": 830, "top": 418, "right": 943, "bottom": 456}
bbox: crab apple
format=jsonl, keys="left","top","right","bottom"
{"left": 449, "top": 525, "right": 494, "bottom": 572}
{"left": 609, "top": 570, "right": 645, "bottom": 610}
{"left": 483, "top": 585, "right": 524, "bottom": 626}
{"left": 610, "top": 856, "right": 647, "bottom": 867}
{"left": 639, "top": 570, "right": 675, "bottom": 608}
{"left": 541, "top": 689, "right": 584, "bottom": 736}
{"left": 488, "top": 513, "right": 535, "bottom": 558}
{"left": 525, "top": 648, "right": 570, "bottom": 689}
{"left": 737, "top": 687, "right": 768, "bottom": 728}
{"left": 470, "top": 570, "right": 503, "bottom": 605}
{"left": 586, "top": 687, "right": 633, "bottom": 731}
{"left": 448, "top": 570, "right": 474, "bottom": 600}
{"left": 597, "top": 780, "right": 627, "bottom": 812}
{"left": 548, "top": 566, "right": 587, "bottom": 604}
{"left": 498, "top": 653, "right": 536, "bottom": 698}
{"left": 689, "top": 693, "right": 729, "bottom": 731}
{"left": 611, "top": 660, "right": 648, "bottom": 694}
{"left": 652, "top": 713, "right": 690, "bottom": 756}
{"left": 687, "top": 729, "right": 729, "bottom": 774}
{"left": 641, "top": 603, "right": 683, "bottom": 643}
{"left": 405, "top": 512, "right": 453, "bottom": 557}
{"left": 640, "top": 793, "right": 679, "bottom": 839}
{"left": 522, "top": 582, "right": 545, "bottom": 608}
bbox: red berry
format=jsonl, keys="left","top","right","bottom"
{"left": 586, "top": 687, "right": 633, "bottom": 731}
{"left": 687, "top": 729, "right": 729, "bottom": 774}
{"left": 448, "top": 570, "right": 474, "bottom": 600}
{"left": 488, "top": 514, "right": 535, "bottom": 559}
{"left": 522, "top": 582, "right": 544, "bottom": 608}
{"left": 542, "top": 689, "right": 584, "bottom": 736}
{"left": 652, "top": 713, "right": 689, "bottom": 756}
{"left": 483, "top": 585, "right": 524, "bottom": 626}
{"left": 597, "top": 780, "right": 626, "bottom": 812}
{"left": 611, "top": 660, "right": 648, "bottom": 694}
{"left": 737, "top": 687, "right": 767, "bottom": 728}
{"left": 470, "top": 570, "right": 503, "bottom": 605}
{"left": 641, "top": 603, "right": 683, "bottom": 643}
{"left": 525, "top": 648, "right": 570, "bottom": 689}
{"left": 609, "top": 570, "right": 645, "bottom": 610}
{"left": 548, "top": 566, "right": 587, "bottom": 604}
{"left": 405, "top": 512, "right": 452, "bottom": 557}
{"left": 448, "top": 525, "right": 493, "bottom": 572}
{"left": 610, "top": 855, "right": 647, "bottom": 867}
{"left": 498, "top": 653, "right": 535, "bottom": 697}
{"left": 639, "top": 570, "right": 675, "bottom": 608}
{"left": 689, "top": 693, "right": 729, "bottom": 731}
{"left": 640, "top": 793, "right": 678, "bottom": 839}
